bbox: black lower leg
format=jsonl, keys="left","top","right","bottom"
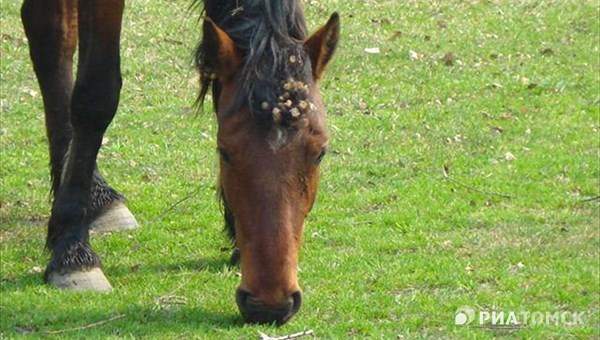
{"left": 45, "top": 131, "right": 105, "bottom": 277}
{"left": 45, "top": 204, "right": 100, "bottom": 281}
{"left": 45, "top": 181, "right": 99, "bottom": 280}
{"left": 62, "top": 144, "right": 126, "bottom": 221}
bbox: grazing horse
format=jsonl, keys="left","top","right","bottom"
{"left": 21, "top": 0, "right": 339, "bottom": 325}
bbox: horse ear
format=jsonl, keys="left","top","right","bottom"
{"left": 203, "top": 17, "right": 241, "bottom": 80}
{"left": 304, "top": 12, "right": 340, "bottom": 81}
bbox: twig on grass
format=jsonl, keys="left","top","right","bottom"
{"left": 580, "top": 195, "right": 600, "bottom": 202}
{"left": 158, "top": 184, "right": 204, "bottom": 217}
{"left": 43, "top": 314, "right": 125, "bottom": 335}
{"left": 442, "top": 165, "right": 515, "bottom": 199}
{"left": 259, "top": 329, "right": 314, "bottom": 340}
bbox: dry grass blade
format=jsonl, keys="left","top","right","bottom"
{"left": 442, "top": 165, "right": 514, "bottom": 199}
{"left": 43, "top": 314, "right": 126, "bottom": 334}
{"left": 156, "top": 294, "right": 189, "bottom": 305}
{"left": 158, "top": 184, "right": 204, "bottom": 217}
{"left": 580, "top": 195, "right": 600, "bottom": 202}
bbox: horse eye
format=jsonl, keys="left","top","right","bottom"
{"left": 315, "top": 148, "right": 328, "bottom": 164}
{"left": 218, "top": 147, "right": 232, "bottom": 164}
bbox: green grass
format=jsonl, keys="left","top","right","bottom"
{"left": 1, "top": 0, "right": 599, "bottom": 338}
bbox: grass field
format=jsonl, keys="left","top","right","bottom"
{"left": 1, "top": 0, "right": 599, "bottom": 338}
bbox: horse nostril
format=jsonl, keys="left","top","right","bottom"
{"left": 236, "top": 288, "right": 251, "bottom": 310}
{"left": 290, "top": 290, "right": 302, "bottom": 315}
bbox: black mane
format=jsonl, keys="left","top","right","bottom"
{"left": 194, "top": 0, "right": 313, "bottom": 125}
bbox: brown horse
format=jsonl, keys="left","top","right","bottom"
{"left": 21, "top": 0, "right": 339, "bottom": 325}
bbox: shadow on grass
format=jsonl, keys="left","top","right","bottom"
{"left": 0, "top": 272, "right": 44, "bottom": 292}
{"left": 8, "top": 304, "right": 243, "bottom": 337}
{"left": 149, "top": 255, "right": 234, "bottom": 274}
{"left": 2, "top": 259, "right": 246, "bottom": 336}
{"left": 104, "top": 255, "right": 235, "bottom": 279}
{"left": 1, "top": 255, "right": 233, "bottom": 294}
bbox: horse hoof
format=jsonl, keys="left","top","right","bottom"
{"left": 90, "top": 201, "right": 139, "bottom": 233}
{"left": 47, "top": 267, "right": 113, "bottom": 292}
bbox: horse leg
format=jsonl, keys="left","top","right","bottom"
{"left": 21, "top": 0, "right": 137, "bottom": 234}
{"left": 35, "top": 0, "right": 125, "bottom": 291}
{"left": 21, "top": 0, "right": 76, "bottom": 195}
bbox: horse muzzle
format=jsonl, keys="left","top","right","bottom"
{"left": 236, "top": 288, "right": 302, "bottom": 325}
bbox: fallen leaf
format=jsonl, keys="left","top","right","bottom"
{"left": 519, "top": 76, "right": 531, "bottom": 85}
{"left": 443, "top": 52, "right": 455, "bottom": 66}
{"left": 504, "top": 152, "right": 516, "bottom": 161}
{"left": 1, "top": 100, "right": 9, "bottom": 113}
{"left": 408, "top": 50, "right": 420, "bottom": 60}
{"left": 27, "top": 266, "right": 42, "bottom": 274}
{"left": 509, "top": 261, "right": 525, "bottom": 274}
{"left": 371, "top": 18, "right": 391, "bottom": 25}
{"left": 22, "top": 87, "right": 38, "bottom": 98}
{"left": 364, "top": 47, "right": 380, "bottom": 54}
{"left": 357, "top": 99, "right": 368, "bottom": 111}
